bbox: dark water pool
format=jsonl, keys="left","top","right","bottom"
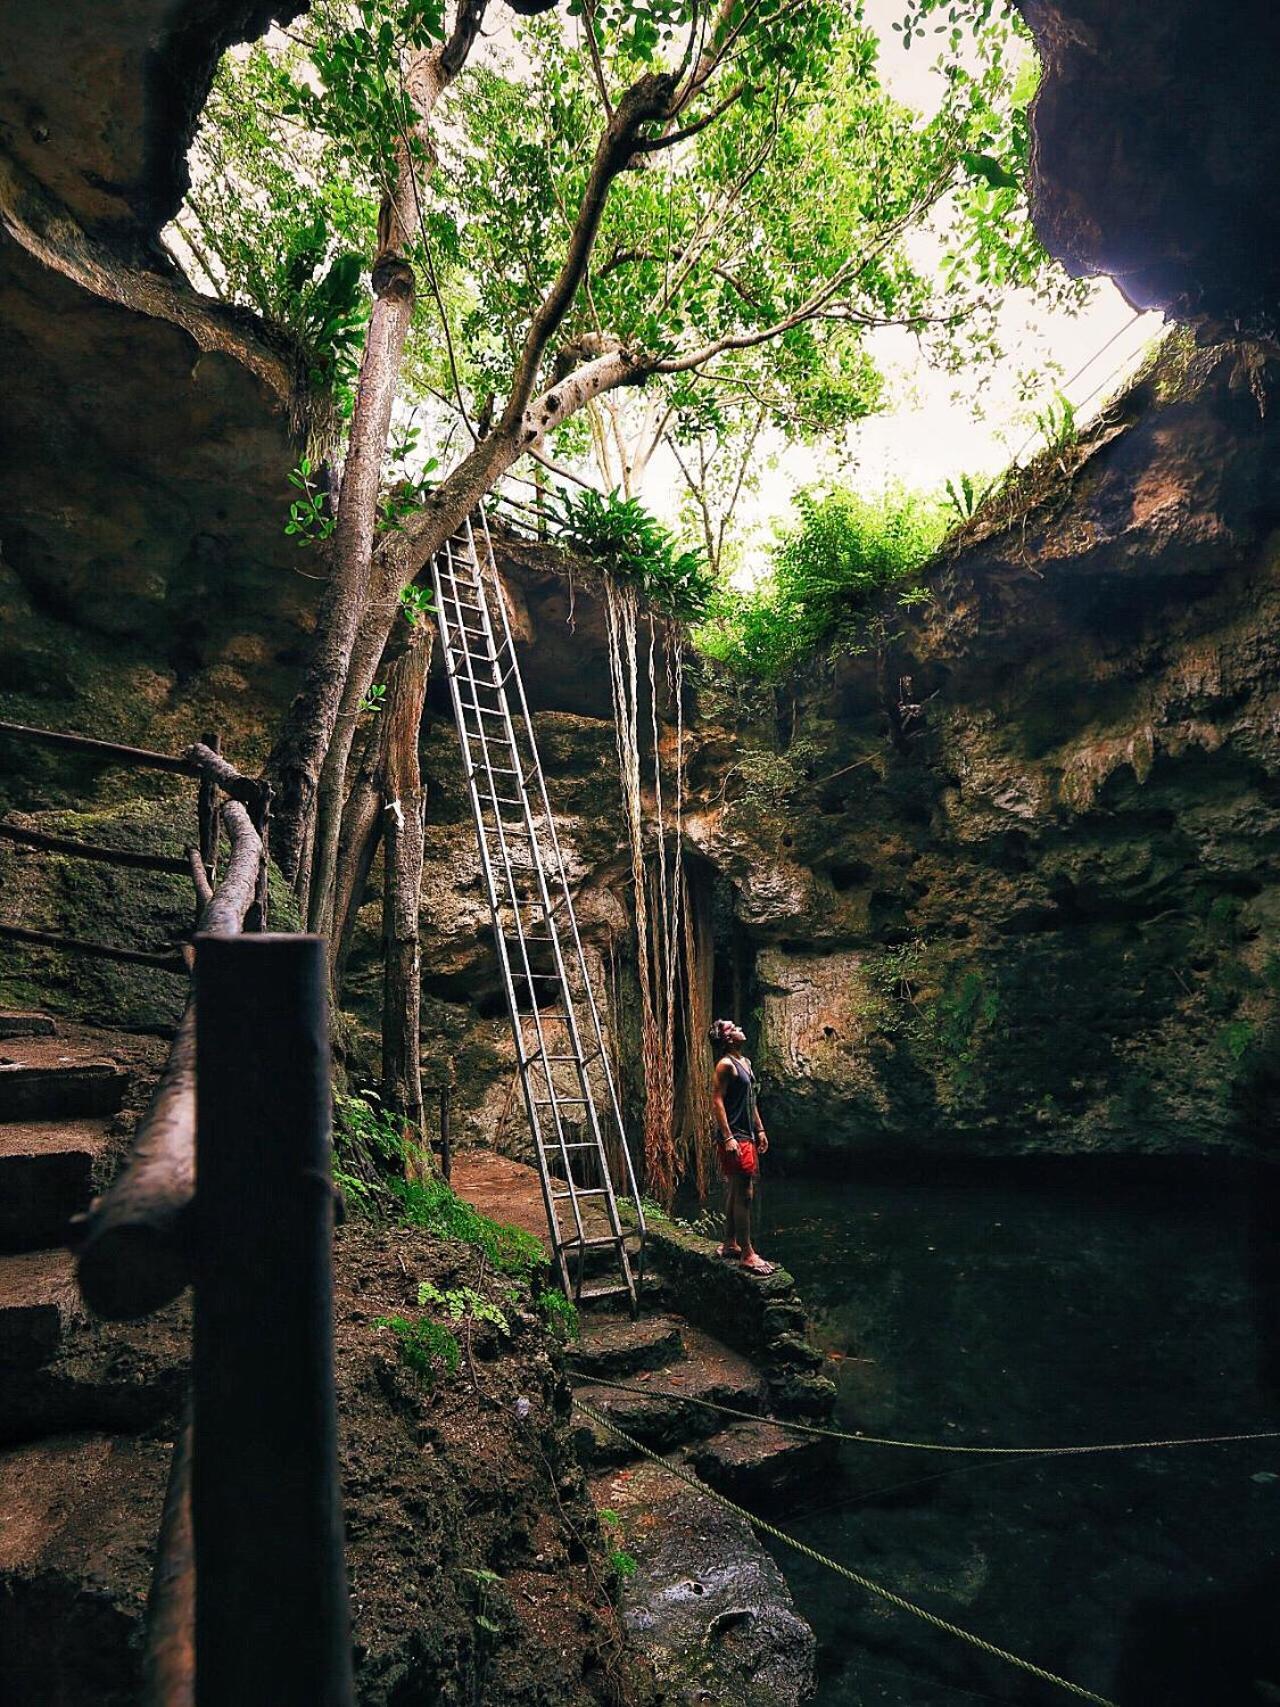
{"left": 742, "top": 1170, "right": 1280, "bottom": 1706}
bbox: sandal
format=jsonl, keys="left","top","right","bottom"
{"left": 740, "top": 1255, "right": 777, "bottom": 1276}
{"left": 716, "top": 1243, "right": 743, "bottom": 1260}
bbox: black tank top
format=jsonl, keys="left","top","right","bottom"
{"left": 719, "top": 1055, "right": 756, "bottom": 1139}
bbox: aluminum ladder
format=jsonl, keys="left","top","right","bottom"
{"left": 431, "top": 512, "right": 646, "bottom": 1313}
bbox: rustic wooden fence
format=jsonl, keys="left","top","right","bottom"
{"left": 0, "top": 719, "right": 354, "bottom": 1707}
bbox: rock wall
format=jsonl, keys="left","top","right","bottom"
{"left": 331, "top": 335, "right": 1280, "bottom": 1170}
{"left": 6, "top": 4, "right": 1280, "bottom": 1179}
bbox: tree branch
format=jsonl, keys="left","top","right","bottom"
{"left": 496, "top": 70, "right": 677, "bottom": 435}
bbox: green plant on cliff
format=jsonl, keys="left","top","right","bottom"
{"left": 376, "top": 1311, "right": 461, "bottom": 1386}
{"left": 535, "top": 1287, "right": 580, "bottom": 1345}
{"left": 865, "top": 945, "right": 1000, "bottom": 1110}
{"left": 598, "top": 1509, "right": 639, "bottom": 1581}
{"left": 548, "top": 487, "right": 715, "bottom": 625}
{"left": 392, "top": 1174, "right": 545, "bottom": 1276}
{"left": 699, "top": 486, "right": 945, "bottom": 679}
{"left": 333, "top": 1090, "right": 408, "bottom": 1212}
{"left": 418, "top": 1278, "right": 511, "bottom": 1337}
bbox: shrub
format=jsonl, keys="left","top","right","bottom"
{"left": 375, "top": 1313, "right": 461, "bottom": 1387}
{"left": 535, "top": 1287, "right": 580, "bottom": 1344}
{"left": 697, "top": 485, "right": 944, "bottom": 679}
{"left": 548, "top": 487, "right": 716, "bottom": 623}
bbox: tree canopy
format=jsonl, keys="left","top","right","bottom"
{"left": 175, "top": 0, "right": 1076, "bottom": 565}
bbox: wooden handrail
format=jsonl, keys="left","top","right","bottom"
{"left": 0, "top": 719, "right": 266, "bottom": 807}
{"left": 74, "top": 801, "right": 263, "bottom": 1320}
{"left": 0, "top": 718, "right": 205, "bottom": 775}
{"left": 0, "top": 820, "right": 192, "bottom": 873}
{"left": 0, "top": 923, "right": 188, "bottom": 974}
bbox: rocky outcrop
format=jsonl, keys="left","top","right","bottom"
{"left": 1016, "top": 1, "right": 1280, "bottom": 335}
{"left": 591, "top": 1459, "right": 816, "bottom": 1707}
{"left": 679, "top": 336, "right": 1280, "bottom": 1163}
{"left": 0, "top": 0, "right": 317, "bottom": 809}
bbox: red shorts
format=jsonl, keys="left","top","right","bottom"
{"left": 718, "top": 1137, "right": 759, "bottom": 1178}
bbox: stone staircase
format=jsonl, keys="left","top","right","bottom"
{"left": 571, "top": 1287, "right": 832, "bottom": 1503}
{"left": 0, "top": 1012, "right": 180, "bottom": 1707}
{"left": 565, "top": 1253, "right": 831, "bottom": 1707}
{"left": 0, "top": 1013, "right": 125, "bottom": 1376}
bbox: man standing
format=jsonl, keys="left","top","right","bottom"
{"left": 709, "top": 1018, "right": 776, "bottom": 1275}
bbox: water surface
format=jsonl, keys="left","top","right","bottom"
{"left": 742, "top": 1170, "right": 1280, "bottom": 1706}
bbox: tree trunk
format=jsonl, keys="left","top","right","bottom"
{"left": 270, "top": 12, "right": 490, "bottom": 898}
{"left": 379, "top": 627, "right": 433, "bottom": 1177}
{"left": 329, "top": 719, "right": 386, "bottom": 994}
{"left": 328, "top": 624, "right": 434, "bottom": 989}
{"left": 270, "top": 257, "right": 416, "bottom": 900}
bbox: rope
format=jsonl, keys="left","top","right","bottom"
{"left": 575, "top": 1398, "right": 1120, "bottom": 1707}
{"left": 568, "top": 1371, "right": 1280, "bottom": 1457}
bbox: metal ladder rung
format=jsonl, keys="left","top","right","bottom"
{"left": 434, "top": 511, "right": 643, "bottom": 1319}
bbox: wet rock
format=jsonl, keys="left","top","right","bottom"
{"left": 594, "top": 1458, "right": 816, "bottom": 1707}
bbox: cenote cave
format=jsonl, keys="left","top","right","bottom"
{"left": 3, "top": 2, "right": 1280, "bottom": 1704}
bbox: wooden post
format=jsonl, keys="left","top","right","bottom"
{"left": 196, "top": 731, "right": 219, "bottom": 887}
{"left": 193, "top": 935, "right": 353, "bottom": 1707}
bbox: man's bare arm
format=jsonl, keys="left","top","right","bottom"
{"left": 712, "top": 1059, "right": 738, "bottom": 1149}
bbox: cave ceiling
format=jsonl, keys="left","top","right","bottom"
{"left": 1016, "top": 0, "right": 1280, "bottom": 335}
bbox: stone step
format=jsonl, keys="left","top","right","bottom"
{"left": 0, "top": 1060, "right": 127, "bottom": 1123}
{"left": 0, "top": 1250, "right": 81, "bottom": 1368}
{"left": 0, "top": 1013, "right": 57, "bottom": 1041}
{"left": 571, "top": 1313, "right": 685, "bottom": 1381}
{"left": 684, "top": 1418, "right": 836, "bottom": 1506}
{"left": 0, "top": 1119, "right": 114, "bottom": 1251}
{"left": 571, "top": 1323, "right": 762, "bottom": 1469}
{"left": 0, "top": 1433, "right": 171, "bottom": 1705}
{"left": 574, "top": 1268, "right": 670, "bottom": 1314}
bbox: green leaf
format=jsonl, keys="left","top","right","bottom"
{"left": 960, "top": 150, "right": 1019, "bottom": 190}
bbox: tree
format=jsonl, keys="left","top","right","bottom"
{"left": 174, "top": 0, "right": 1083, "bottom": 1189}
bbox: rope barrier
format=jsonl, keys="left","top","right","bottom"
{"left": 568, "top": 1371, "right": 1280, "bottom": 1457}
{"left": 575, "top": 1398, "right": 1121, "bottom": 1707}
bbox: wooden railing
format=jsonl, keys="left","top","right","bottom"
{"left": 0, "top": 720, "right": 353, "bottom": 1707}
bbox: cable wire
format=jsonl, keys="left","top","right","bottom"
{"left": 576, "top": 1398, "right": 1122, "bottom": 1707}
{"left": 568, "top": 1371, "right": 1280, "bottom": 1457}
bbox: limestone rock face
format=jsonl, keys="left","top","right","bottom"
{"left": 0, "top": 0, "right": 305, "bottom": 240}
{"left": 676, "top": 337, "right": 1280, "bottom": 1163}
{"left": 1015, "top": 0, "right": 1280, "bottom": 333}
